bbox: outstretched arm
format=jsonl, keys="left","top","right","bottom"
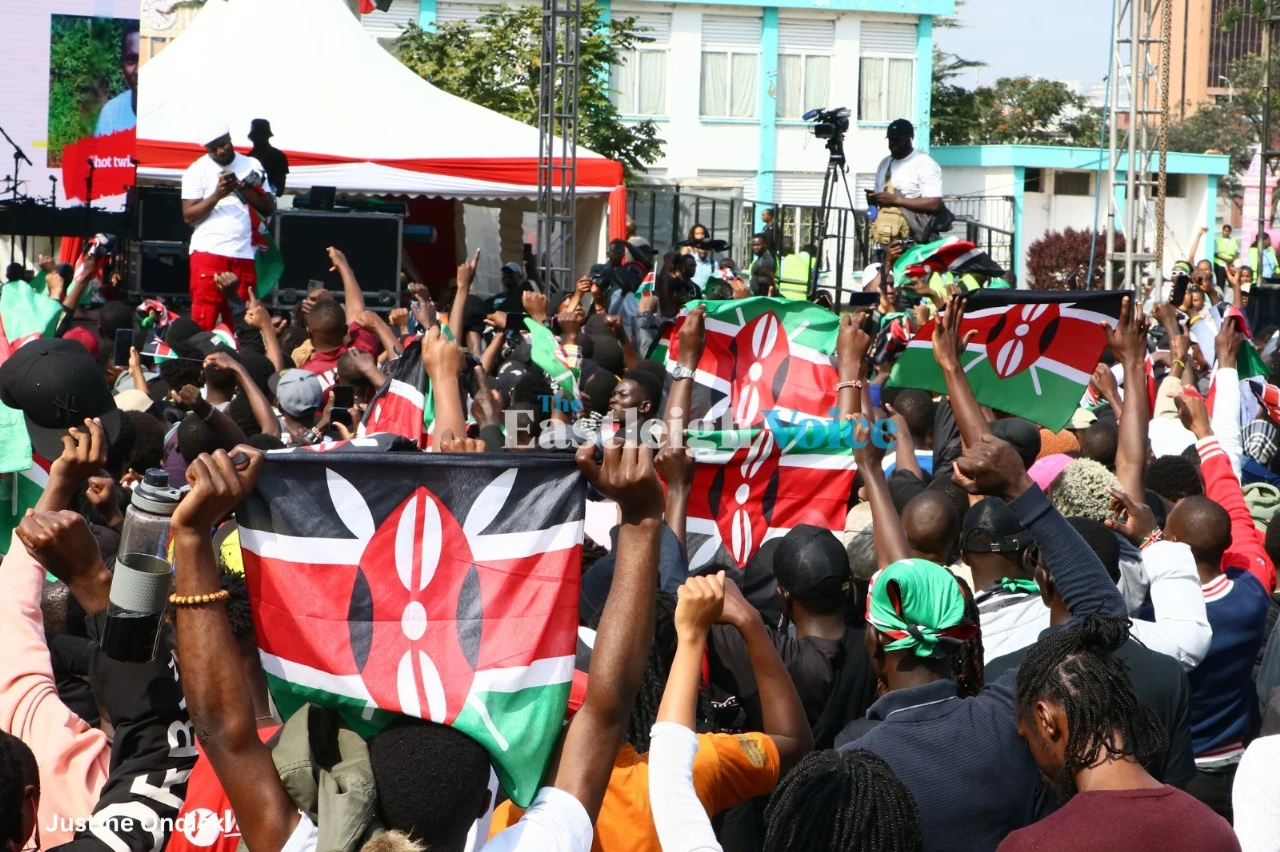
{"left": 171, "top": 447, "right": 301, "bottom": 852}
{"left": 327, "top": 246, "right": 367, "bottom": 317}
{"left": 1109, "top": 296, "right": 1150, "bottom": 500}
{"left": 855, "top": 420, "right": 910, "bottom": 570}
{"left": 934, "top": 294, "right": 991, "bottom": 449}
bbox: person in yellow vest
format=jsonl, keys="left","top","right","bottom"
{"left": 1213, "top": 225, "right": 1238, "bottom": 293}
{"left": 776, "top": 236, "right": 815, "bottom": 300}
{"left": 1249, "top": 233, "right": 1279, "bottom": 284}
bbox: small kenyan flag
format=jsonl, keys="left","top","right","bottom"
{"left": 888, "top": 289, "right": 1131, "bottom": 431}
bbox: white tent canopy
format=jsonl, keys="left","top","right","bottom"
{"left": 136, "top": 0, "right": 621, "bottom": 198}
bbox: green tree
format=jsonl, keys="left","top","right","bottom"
{"left": 930, "top": 49, "right": 983, "bottom": 146}
{"left": 934, "top": 76, "right": 1101, "bottom": 146}
{"left": 394, "top": 3, "right": 663, "bottom": 182}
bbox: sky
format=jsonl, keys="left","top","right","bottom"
{"left": 933, "top": 0, "right": 1116, "bottom": 92}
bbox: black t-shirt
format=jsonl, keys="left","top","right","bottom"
{"left": 707, "top": 621, "right": 877, "bottom": 747}
{"left": 250, "top": 144, "right": 289, "bottom": 194}
{"left": 986, "top": 631, "right": 1196, "bottom": 788}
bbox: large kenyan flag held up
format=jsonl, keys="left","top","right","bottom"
{"left": 685, "top": 422, "right": 857, "bottom": 571}
{"left": 236, "top": 441, "right": 583, "bottom": 807}
{"left": 656, "top": 297, "right": 846, "bottom": 427}
{"left": 651, "top": 298, "right": 859, "bottom": 570}
{"left": 887, "top": 289, "right": 1131, "bottom": 432}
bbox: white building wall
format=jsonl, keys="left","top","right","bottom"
{"left": 637, "top": 6, "right": 921, "bottom": 206}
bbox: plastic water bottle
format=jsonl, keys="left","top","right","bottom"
{"left": 100, "top": 470, "right": 186, "bottom": 662}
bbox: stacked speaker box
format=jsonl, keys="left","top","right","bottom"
{"left": 271, "top": 209, "right": 403, "bottom": 310}
{"left": 130, "top": 240, "right": 191, "bottom": 305}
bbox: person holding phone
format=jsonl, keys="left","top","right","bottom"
{"left": 181, "top": 120, "right": 276, "bottom": 332}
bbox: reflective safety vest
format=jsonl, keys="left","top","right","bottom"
{"left": 1215, "top": 236, "right": 1239, "bottom": 265}
{"left": 778, "top": 252, "right": 814, "bottom": 300}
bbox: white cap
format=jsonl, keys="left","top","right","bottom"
{"left": 196, "top": 119, "right": 231, "bottom": 147}
{"left": 861, "top": 263, "right": 882, "bottom": 284}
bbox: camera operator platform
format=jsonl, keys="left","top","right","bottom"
{"left": 181, "top": 119, "right": 276, "bottom": 331}
{"left": 867, "top": 119, "right": 944, "bottom": 252}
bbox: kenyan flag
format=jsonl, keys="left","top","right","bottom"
{"left": 524, "top": 317, "right": 579, "bottom": 399}
{"left": 685, "top": 421, "right": 856, "bottom": 570}
{"left": 888, "top": 290, "right": 1130, "bottom": 431}
{"left": 635, "top": 271, "right": 656, "bottom": 301}
{"left": 892, "top": 237, "right": 1005, "bottom": 281}
{"left": 359, "top": 344, "right": 435, "bottom": 449}
{"left": 0, "top": 457, "right": 48, "bottom": 556}
{"left": 236, "top": 439, "right": 584, "bottom": 807}
{"left": 654, "top": 297, "right": 843, "bottom": 428}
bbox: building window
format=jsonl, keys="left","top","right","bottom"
{"left": 1024, "top": 168, "right": 1044, "bottom": 193}
{"left": 777, "top": 19, "right": 835, "bottom": 120}
{"left": 611, "top": 12, "right": 670, "bottom": 116}
{"left": 1055, "top": 171, "right": 1092, "bottom": 196}
{"left": 701, "top": 15, "right": 762, "bottom": 119}
{"left": 1164, "top": 173, "right": 1186, "bottom": 198}
{"left": 858, "top": 22, "right": 915, "bottom": 124}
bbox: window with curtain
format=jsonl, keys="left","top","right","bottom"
{"left": 777, "top": 54, "right": 831, "bottom": 118}
{"left": 858, "top": 56, "right": 914, "bottom": 123}
{"left": 777, "top": 19, "right": 834, "bottom": 120}
{"left": 857, "top": 22, "right": 916, "bottom": 124}
{"left": 610, "top": 48, "right": 668, "bottom": 115}
{"left": 700, "top": 52, "right": 758, "bottom": 118}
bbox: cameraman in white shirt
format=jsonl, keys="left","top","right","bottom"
{"left": 868, "top": 118, "right": 943, "bottom": 217}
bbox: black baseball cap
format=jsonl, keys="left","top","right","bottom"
{"left": 0, "top": 339, "right": 122, "bottom": 461}
{"left": 774, "top": 524, "right": 851, "bottom": 601}
{"left": 887, "top": 119, "right": 915, "bottom": 140}
{"left": 989, "top": 417, "right": 1042, "bottom": 467}
{"left": 960, "top": 496, "right": 1033, "bottom": 553}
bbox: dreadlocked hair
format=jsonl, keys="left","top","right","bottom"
{"left": 1015, "top": 615, "right": 1166, "bottom": 774}
{"left": 763, "top": 749, "right": 923, "bottom": 852}
{"left": 621, "top": 591, "right": 715, "bottom": 753}
{"left": 952, "top": 580, "right": 984, "bottom": 698}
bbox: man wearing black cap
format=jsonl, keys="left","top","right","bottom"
{"left": 248, "top": 119, "right": 289, "bottom": 196}
{"left": 867, "top": 118, "right": 944, "bottom": 248}
{"left": 958, "top": 496, "right": 1042, "bottom": 660}
{"left": 707, "top": 524, "right": 876, "bottom": 749}
{"left": 0, "top": 339, "right": 131, "bottom": 471}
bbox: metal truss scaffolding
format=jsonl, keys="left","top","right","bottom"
{"left": 536, "top": 0, "right": 581, "bottom": 293}
{"left": 1105, "top": 0, "right": 1170, "bottom": 290}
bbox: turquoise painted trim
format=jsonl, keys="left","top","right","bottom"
{"left": 915, "top": 16, "right": 933, "bottom": 149}
{"left": 1206, "top": 175, "right": 1218, "bottom": 234}
{"left": 597, "top": 0, "right": 610, "bottom": 23}
{"left": 931, "top": 145, "right": 1230, "bottom": 176}
{"left": 620, "top": 115, "right": 670, "bottom": 122}
{"left": 756, "top": 7, "right": 779, "bottom": 225}
{"left": 700, "top": 118, "right": 759, "bottom": 125}
{"left": 1012, "top": 167, "right": 1026, "bottom": 286}
{"left": 618, "top": 0, "right": 952, "bottom": 9}
{"left": 418, "top": 0, "right": 436, "bottom": 27}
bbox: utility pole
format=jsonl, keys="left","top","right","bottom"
{"left": 535, "top": 0, "right": 582, "bottom": 293}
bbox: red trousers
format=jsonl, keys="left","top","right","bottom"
{"left": 189, "top": 251, "right": 256, "bottom": 331}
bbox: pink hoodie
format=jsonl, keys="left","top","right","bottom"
{"left": 0, "top": 533, "right": 110, "bottom": 847}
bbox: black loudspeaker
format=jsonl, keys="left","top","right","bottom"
{"left": 136, "top": 187, "right": 189, "bottom": 243}
{"left": 272, "top": 210, "right": 402, "bottom": 309}
{"left": 132, "top": 241, "right": 190, "bottom": 299}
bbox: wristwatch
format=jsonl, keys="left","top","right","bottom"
{"left": 672, "top": 364, "right": 695, "bottom": 381}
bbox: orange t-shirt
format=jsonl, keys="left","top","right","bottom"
{"left": 488, "top": 732, "right": 779, "bottom": 852}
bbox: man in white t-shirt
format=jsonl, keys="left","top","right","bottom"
{"left": 868, "top": 118, "right": 943, "bottom": 223}
{"left": 181, "top": 120, "right": 276, "bottom": 330}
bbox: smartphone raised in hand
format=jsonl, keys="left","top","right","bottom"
{"left": 113, "top": 328, "right": 133, "bottom": 368}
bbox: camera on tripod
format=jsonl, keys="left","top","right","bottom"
{"left": 802, "top": 107, "right": 850, "bottom": 140}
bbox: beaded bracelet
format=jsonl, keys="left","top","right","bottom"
{"left": 169, "top": 590, "right": 231, "bottom": 607}
{"left": 836, "top": 380, "right": 864, "bottom": 391}
{"left": 1172, "top": 359, "right": 1186, "bottom": 369}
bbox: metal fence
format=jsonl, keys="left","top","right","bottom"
{"left": 628, "top": 185, "right": 1019, "bottom": 299}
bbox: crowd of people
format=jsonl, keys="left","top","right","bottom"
{"left": 1, "top": 133, "right": 1280, "bottom": 852}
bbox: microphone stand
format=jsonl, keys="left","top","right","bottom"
{"left": 85, "top": 158, "right": 96, "bottom": 234}
{"left": 0, "top": 124, "right": 30, "bottom": 256}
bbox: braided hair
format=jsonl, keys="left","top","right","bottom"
{"left": 951, "top": 581, "right": 984, "bottom": 698}
{"left": 1015, "top": 615, "right": 1166, "bottom": 784}
{"left": 763, "top": 749, "right": 923, "bottom": 852}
